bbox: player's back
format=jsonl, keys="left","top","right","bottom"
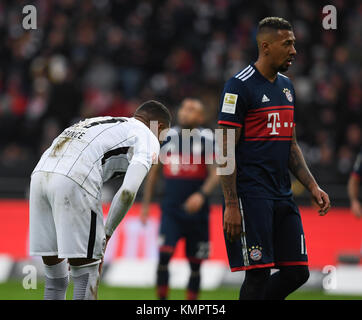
{"left": 33, "top": 116, "right": 159, "bottom": 199}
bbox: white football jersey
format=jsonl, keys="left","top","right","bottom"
{"left": 32, "top": 116, "right": 160, "bottom": 198}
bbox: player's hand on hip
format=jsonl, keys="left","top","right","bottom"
{"left": 184, "top": 192, "right": 205, "bottom": 214}
{"left": 310, "top": 186, "right": 331, "bottom": 216}
{"left": 351, "top": 200, "right": 362, "bottom": 218}
{"left": 223, "top": 206, "right": 241, "bottom": 242}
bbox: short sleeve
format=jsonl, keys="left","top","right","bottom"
{"left": 131, "top": 129, "right": 160, "bottom": 171}
{"left": 291, "top": 83, "right": 297, "bottom": 125}
{"left": 218, "top": 78, "right": 248, "bottom": 128}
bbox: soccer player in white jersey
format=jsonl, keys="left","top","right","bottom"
{"left": 29, "top": 100, "right": 171, "bottom": 300}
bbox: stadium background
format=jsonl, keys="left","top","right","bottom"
{"left": 0, "top": 0, "right": 361, "bottom": 299}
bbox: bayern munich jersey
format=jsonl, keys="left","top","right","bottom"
{"left": 159, "top": 126, "right": 214, "bottom": 217}
{"left": 32, "top": 117, "right": 160, "bottom": 199}
{"left": 218, "top": 64, "right": 296, "bottom": 199}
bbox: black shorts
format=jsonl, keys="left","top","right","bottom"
{"left": 223, "top": 196, "right": 308, "bottom": 271}
{"left": 159, "top": 211, "right": 210, "bottom": 262}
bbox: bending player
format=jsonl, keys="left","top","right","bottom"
{"left": 29, "top": 100, "right": 171, "bottom": 300}
{"left": 218, "top": 17, "right": 331, "bottom": 300}
{"left": 141, "top": 98, "right": 219, "bottom": 300}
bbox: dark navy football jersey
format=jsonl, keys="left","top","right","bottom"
{"left": 160, "top": 126, "right": 215, "bottom": 217}
{"left": 352, "top": 149, "right": 362, "bottom": 179}
{"left": 218, "top": 63, "right": 296, "bottom": 199}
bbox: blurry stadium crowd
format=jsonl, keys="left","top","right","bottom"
{"left": 0, "top": 0, "right": 361, "bottom": 186}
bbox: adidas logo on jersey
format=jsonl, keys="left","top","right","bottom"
{"left": 262, "top": 94, "right": 270, "bottom": 103}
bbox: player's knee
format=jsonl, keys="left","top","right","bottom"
{"left": 282, "top": 265, "right": 310, "bottom": 287}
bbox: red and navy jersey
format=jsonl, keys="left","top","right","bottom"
{"left": 160, "top": 126, "right": 214, "bottom": 216}
{"left": 218, "top": 64, "right": 296, "bottom": 199}
{"left": 352, "top": 149, "right": 362, "bottom": 180}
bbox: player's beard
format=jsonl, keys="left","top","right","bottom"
{"left": 278, "top": 61, "right": 290, "bottom": 72}
{"left": 278, "top": 65, "right": 289, "bottom": 72}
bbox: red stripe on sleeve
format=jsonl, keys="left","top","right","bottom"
{"left": 351, "top": 172, "right": 361, "bottom": 180}
{"left": 218, "top": 120, "right": 242, "bottom": 128}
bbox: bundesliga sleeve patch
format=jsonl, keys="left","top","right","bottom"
{"left": 221, "top": 93, "right": 238, "bottom": 114}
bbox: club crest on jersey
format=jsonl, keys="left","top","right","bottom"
{"left": 283, "top": 88, "right": 293, "bottom": 102}
{"left": 248, "top": 245, "right": 262, "bottom": 261}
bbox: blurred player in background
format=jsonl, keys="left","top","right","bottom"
{"left": 29, "top": 100, "right": 171, "bottom": 300}
{"left": 218, "top": 17, "right": 330, "bottom": 300}
{"left": 348, "top": 148, "right": 362, "bottom": 218}
{"left": 141, "top": 98, "right": 219, "bottom": 300}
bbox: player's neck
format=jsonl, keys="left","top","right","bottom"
{"left": 254, "top": 59, "right": 278, "bottom": 83}
{"left": 134, "top": 115, "right": 149, "bottom": 128}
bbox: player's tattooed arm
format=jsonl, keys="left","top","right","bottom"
{"left": 288, "top": 127, "right": 318, "bottom": 191}
{"left": 289, "top": 127, "right": 331, "bottom": 215}
{"left": 218, "top": 125, "right": 242, "bottom": 241}
{"left": 217, "top": 125, "right": 241, "bottom": 207}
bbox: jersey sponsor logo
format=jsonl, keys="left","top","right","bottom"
{"left": 267, "top": 112, "right": 281, "bottom": 135}
{"left": 244, "top": 105, "right": 294, "bottom": 141}
{"left": 221, "top": 93, "right": 238, "bottom": 114}
{"left": 283, "top": 88, "right": 293, "bottom": 102}
{"left": 163, "top": 154, "right": 208, "bottom": 179}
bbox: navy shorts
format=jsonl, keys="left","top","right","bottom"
{"left": 159, "top": 211, "right": 210, "bottom": 262}
{"left": 224, "top": 196, "right": 308, "bottom": 271}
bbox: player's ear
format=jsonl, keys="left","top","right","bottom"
{"left": 261, "top": 41, "right": 270, "bottom": 56}
{"left": 157, "top": 121, "right": 169, "bottom": 140}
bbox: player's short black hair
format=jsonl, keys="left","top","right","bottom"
{"left": 257, "top": 17, "right": 292, "bottom": 33}
{"left": 134, "top": 100, "right": 171, "bottom": 126}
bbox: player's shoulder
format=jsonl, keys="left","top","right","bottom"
{"left": 277, "top": 72, "right": 294, "bottom": 86}
{"left": 224, "top": 64, "right": 257, "bottom": 93}
{"left": 233, "top": 64, "right": 257, "bottom": 83}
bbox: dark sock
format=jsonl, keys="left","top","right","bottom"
{"left": 187, "top": 260, "right": 201, "bottom": 300}
{"left": 239, "top": 268, "right": 270, "bottom": 300}
{"left": 156, "top": 252, "right": 172, "bottom": 300}
{"left": 264, "top": 265, "right": 310, "bottom": 300}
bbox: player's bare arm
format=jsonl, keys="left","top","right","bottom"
{"left": 348, "top": 174, "right": 361, "bottom": 218}
{"left": 140, "top": 162, "right": 162, "bottom": 224}
{"left": 289, "top": 127, "right": 331, "bottom": 215}
{"left": 218, "top": 124, "right": 242, "bottom": 242}
{"left": 184, "top": 164, "right": 219, "bottom": 214}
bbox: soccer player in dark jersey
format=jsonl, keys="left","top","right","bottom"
{"left": 217, "top": 17, "right": 331, "bottom": 300}
{"left": 141, "top": 98, "right": 219, "bottom": 300}
{"left": 348, "top": 148, "right": 362, "bottom": 218}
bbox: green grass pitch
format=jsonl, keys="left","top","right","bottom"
{"left": 0, "top": 280, "right": 361, "bottom": 300}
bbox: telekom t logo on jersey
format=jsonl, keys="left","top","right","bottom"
{"left": 267, "top": 112, "right": 281, "bottom": 135}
